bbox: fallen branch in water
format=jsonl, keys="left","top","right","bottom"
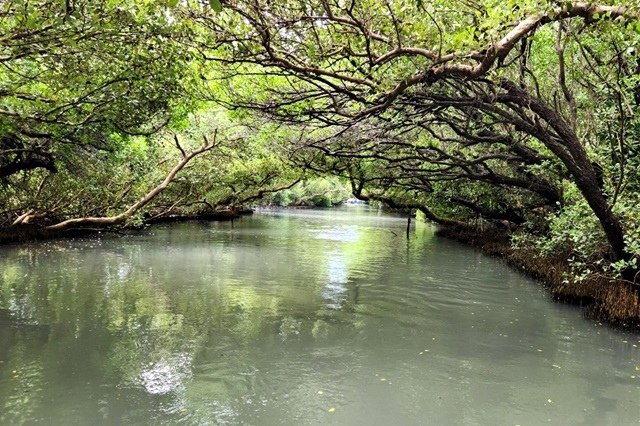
{"left": 45, "top": 133, "right": 218, "bottom": 233}
{"left": 7, "top": 132, "right": 219, "bottom": 237}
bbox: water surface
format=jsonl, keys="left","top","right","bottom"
{"left": 0, "top": 207, "right": 638, "bottom": 425}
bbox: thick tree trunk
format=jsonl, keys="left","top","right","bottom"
{"left": 571, "top": 171, "right": 628, "bottom": 261}
{"left": 500, "top": 82, "right": 629, "bottom": 261}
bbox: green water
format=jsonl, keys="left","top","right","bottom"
{"left": 0, "top": 207, "right": 638, "bottom": 425}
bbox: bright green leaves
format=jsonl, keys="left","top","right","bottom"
{"left": 629, "top": 20, "right": 640, "bottom": 34}
{"left": 0, "top": 0, "right": 205, "bottom": 223}
{"left": 209, "top": 0, "right": 222, "bottom": 12}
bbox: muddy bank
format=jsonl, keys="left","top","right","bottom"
{"left": 436, "top": 226, "right": 640, "bottom": 331}
{"left": 0, "top": 209, "right": 253, "bottom": 244}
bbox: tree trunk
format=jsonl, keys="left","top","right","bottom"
{"left": 44, "top": 137, "right": 217, "bottom": 233}
{"left": 571, "top": 171, "right": 628, "bottom": 261}
{"left": 500, "top": 81, "right": 629, "bottom": 261}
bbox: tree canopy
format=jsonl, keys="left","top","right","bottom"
{"left": 196, "top": 0, "right": 640, "bottom": 282}
{"left": 2, "top": 0, "right": 640, "bottom": 288}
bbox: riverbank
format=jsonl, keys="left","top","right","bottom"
{"left": 0, "top": 209, "right": 252, "bottom": 244}
{"left": 436, "top": 226, "right": 640, "bottom": 330}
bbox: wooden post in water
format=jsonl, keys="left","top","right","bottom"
{"left": 406, "top": 211, "right": 411, "bottom": 238}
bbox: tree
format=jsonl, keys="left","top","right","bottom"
{"left": 195, "top": 0, "right": 640, "bottom": 278}
{"left": 0, "top": 0, "right": 193, "bottom": 178}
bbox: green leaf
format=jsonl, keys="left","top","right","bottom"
{"left": 209, "top": 0, "right": 222, "bottom": 12}
{"left": 167, "top": 0, "right": 179, "bottom": 7}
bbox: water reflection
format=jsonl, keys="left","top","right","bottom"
{"left": 0, "top": 208, "right": 638, "bottom": 425}
{"left": 314, "top": 225, "right": 359, "bottom": 243}
{"left": 323, "top": 251, "right": 349, "bottom": 310}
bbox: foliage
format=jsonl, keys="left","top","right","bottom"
{"left": 191, "top": 0, "right": 640, "bottom": 285}
{"left": 2, "top": 0, "right": 640, "bottom": 287}
{"left": 267, "top": 177, "right": 351, "bottom": 207}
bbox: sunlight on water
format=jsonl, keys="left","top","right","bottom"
{"left": 139, "top": 352, "right": 192, "bottom": 395}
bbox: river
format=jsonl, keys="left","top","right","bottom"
{"left": 0, "top": 207, "right": 638, "bottom": 425}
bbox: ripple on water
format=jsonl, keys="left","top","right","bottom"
{"left": 1, "top": 208, "right": 639, "bottom": 425}
{"left": 138, "top": 352, "right": 192, "bottom": 395}
{"left": 313, "top": 226, "right": 359, "bottom": 243}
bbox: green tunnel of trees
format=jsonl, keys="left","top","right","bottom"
{"left": 2, "top": 0, "right": 640, "bottom": 293}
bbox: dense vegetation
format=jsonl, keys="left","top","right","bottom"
{"left": 2, "top": 1, "right": 640, "bottom": 322}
